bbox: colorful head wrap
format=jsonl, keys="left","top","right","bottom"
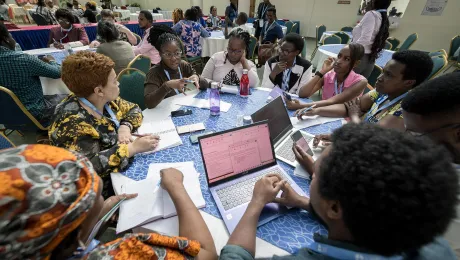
{"left": 0, "top": 144, "right": 99, "bottom": 259}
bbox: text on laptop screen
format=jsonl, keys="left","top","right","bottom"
{"left": 251, "top": 97, "right": 291, "bottom": 143}
{"left": 200, "top": 123, "right": 275, "bottom": 184}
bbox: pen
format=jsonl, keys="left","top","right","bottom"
{"left": 299, "top": 104, "right": 317, "bottom": 114}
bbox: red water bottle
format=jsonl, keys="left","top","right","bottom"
{"left": 239, "top": 69, "right": 249, "bottom": 98}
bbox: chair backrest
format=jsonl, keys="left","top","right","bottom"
{"left": 386, "top": 37, "right": 400, "bottom": 51}
{"left": 133, "top": 33, "right": 142, "bottom": 45}
{"left": 0, "top": 86, "right": 47, "bottom": 131}
{"left": 333, "top": 31, "right": 350, "bottom": 44}
{"left": 0, "top": 133, "right": 15, "bottom": 149}
{"left": 322, "top": 35, "right": 341, "bottom": 45}
{"left": 127, "top": 54, "right": 151, "bottom": 74}
{"left": 316, "top": 24, "right": 326, "bottom": 43}
{"left": 117, "top": 68, "right": 146, "bottom": 110}
{"left": 429, "top": 49, "right": 447, "bottom": 58}
{"left": 248, "top": 36, "right": 257, "bottom": 60}
{"left": 31, "top": 12, "right": 49, "bottom": 26}
{"left": 290, "top": 23, "right": 298, "bottom": 34}
{"left": 340, "top": 26, "right": 353, "bottom": 32}
{"left": 301, "top": 36, "right": 307, "bottom": 58}
{"left": 428, "top": 55, "right": 448, "bottom": 79}
{"left": 384, "top": 41, "right": 392, "bottom": 50}
{"left": 96, "top": 13, "right": 101, "bottom": 22}
{"left": 367, "top": 65, "right": 383, "bottom": 87}
{"left": 399, "top": 33, "right": 418, "bottom": 51}
{"left": 284, "top": 21, "right": 293, "bottom": 34}
{"left": 448, "top": 35, "right": 460, "bottom": 60}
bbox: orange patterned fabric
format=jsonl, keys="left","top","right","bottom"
{"left": 86, "top": 233, "right": 201, "bottom": 260}
{"left": 0, "top": 144, "right": 99, "bottom": 259}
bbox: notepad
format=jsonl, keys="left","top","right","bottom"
{"left": 116, "top": 162, "right": 205, "bottom": 233}
{"left": 175, "top": 98, "right": 232, "bottom": 112}
{"left": 290, "top": 116, "right": 344, "bottom": 129}
{"left": 136, "top": 118, "right": 183, "bottom": 152}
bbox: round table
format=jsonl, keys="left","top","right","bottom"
{"left": 319, "top": 31, "right": 353, "bottom": 43}
{"left": 113, "top": 9, "right": 131, "bottom": 20}
{"left": 200, "top": 31, "right": 228, "bottom": 57}
{"left": 311, "top": 44, "right": 394, "bottom": 70}
{"left": 130, "top": 12, "right": 163, "bottom": 22}
{"left": 158, "top": 10, "right": 173, "bottom": 20}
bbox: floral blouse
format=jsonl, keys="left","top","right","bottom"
{"left": 172, "top": 20, "right": 210, "bottom": 57}
{"left": 49, "top": 94, "right": 143, "bottom": 179}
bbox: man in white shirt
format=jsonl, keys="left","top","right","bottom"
{"left": 401, "top": 73, "right": 460, "bottom": 252}
{"left": 0, "top": 0, "right": 9, "bottom": 21}
{"left": 224, "top": 12, "right": 251, "bottom": 38}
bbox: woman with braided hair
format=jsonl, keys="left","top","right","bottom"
{"left": 352, "top": 0, "right": 390, "bottom": 78}
{"left": 144, "top": 29, "right": 208, "bottom": 108}
{"left": 202, "top": 28, "right": 259, "bottom": 88}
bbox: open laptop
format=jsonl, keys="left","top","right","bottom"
{"left": 198, "top": 121, "right": 307, "bottom": 234}
{"left": 251, "top": 96, "right": 316, "bottom": 167}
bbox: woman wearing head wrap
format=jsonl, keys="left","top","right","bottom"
{"left": 0, "top": 144, "right": 217, "bottom": 259}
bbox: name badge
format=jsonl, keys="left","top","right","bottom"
{"left": 259, "top": 19, "right": 264, "bottom": 27}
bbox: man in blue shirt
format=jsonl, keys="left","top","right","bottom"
{"left": 0, "top": 23, "right": 62, "bottom": 125}
{"left": 260, "top": 7, "right": 283, "bottom": 44}
{"left": 220, "top": 123, "right": 458, "bottom": 260}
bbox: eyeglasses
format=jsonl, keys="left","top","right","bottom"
{"left": 405, "top": 123, "right": 460, "bottom": 137}
{"left": 226, "top": 47, "right": 244, "bottom": 55}
{"left": 278, "top": 48, "right": 295, "bottom": 56}
{"left": 161, "top": 51, "right": 182, "bottom": 59}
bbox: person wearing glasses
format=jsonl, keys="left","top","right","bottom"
{"left": 285, "top": 43, "right": 367, "bottom": 111}
{"left": 144, "top": 30, "right": 207, "bottom": 108}
{"left": 296, "top": 50, "right": 433, "bottom": 132}
{"left": 261, "top": 33, "right": 313, "bottom": 95}
{"left": 48, "top": 8, "right": 89, "bottom": 49}
{"left": 202, "top": 28, "right": 258, "bottom": 88}
{"left": 402, "top": 73, "right": 460, "bottom": 251}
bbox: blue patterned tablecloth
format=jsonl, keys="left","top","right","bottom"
{"left": 122, "top": 89, "right": 341, "bottom": 254}
{"left": 319, "top": 44, "right": 394, "bottom": 68}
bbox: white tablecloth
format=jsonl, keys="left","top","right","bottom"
{"left": 201, "top": 31, "right": 228, "bottom": 57}
{"left": 311, "top": 46, "right": 339, "bottom": 70}
{"left": 158, "top": 10, "right": 173, "bottom": 20}
{"left": 130, "top": 12, "right": 163, "bottom": 22}
{"left": 113, "top": 9, "right": 131, "bottom": 20}
{"left": 127, "top": 6, "right": 140, "bottom": 13}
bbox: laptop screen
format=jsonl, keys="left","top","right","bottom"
{"left": 199, "top": 122, "right": 276, "bottom": 185}
{"left": 251, "top": 96, "right": 292, "bottom": 144}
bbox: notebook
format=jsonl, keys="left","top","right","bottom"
{"left": 116, "top": 162, "right": 205, "bottom": 233}
{"left": 136, "top": 118, "right": 183, "bottom": 152}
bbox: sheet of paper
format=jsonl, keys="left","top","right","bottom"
{"left": 175, "top": 98, "right": 232, "bottom": 113}
{"left": 176, "top": 123, "right": 205, "bottom": 134}
{"left": 116, "top": 177, "right": 163, "bottom": 233}
{"left": 142, "top": 89, "right": 200, "bottom": 121}
{"left": 294, "top": 164, "right": 311, "bottom": 180}
{"left": 147, "top": 162, "right": 205, "bottom": 218}
{"left": 290, "top": 116, "right": 343, "bottom": 129}
{"left": 137, "top": 118, "right": 183, "bottom": 152}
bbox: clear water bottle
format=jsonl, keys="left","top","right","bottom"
{"left": 209, "top": 82, "right": 220, "bottom": 116}
{"left": 65, "top": 45, "right": 74, "bottom": 56}
{"left": 240, "top": 69, "right": 249, "bottom": 97}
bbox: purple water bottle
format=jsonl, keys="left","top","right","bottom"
{"left": 209, "top": 82, "right": 220, "bottom": 116}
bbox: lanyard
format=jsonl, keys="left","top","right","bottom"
{"left": 59, "top": 25, "right": 73, "bottom": 44}
{"left": 306, "top": 242, "right": 403, "bottom": 260}
{"left": 260, "top": 4, "right": 269, "bottom": 18}
{"left": 282, "top": 58, "right": 296, "bottom": 91}
{"left": 164, "top": 66, "right": 183, "bottom": 94}
{"left": 264, "top": 21, "right": 277, "bottom": 36}
{"left": 79, "top": 98, "right": 120, "bottom": 128}
{"left": 363, "top": 92, "right": 408, "bottom": 123}
{"left": 334, "top": 76, "right": 345, "bottom": 95}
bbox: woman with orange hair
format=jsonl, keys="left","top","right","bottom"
{"left": 49, "top": 51, "right": 157, "bottom": 198}
{"left": 0, "top": 144, "right": 217, "bottom": 259}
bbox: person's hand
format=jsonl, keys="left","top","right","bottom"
{"left": 240, "top": 49, "right": 247, "bottom": 64}
{"left": 53, "top": 42, "right": 64, "bottom": 49}
{"left": 167, "top": 79, "right": 188, "bottom": 94}
{"left": 185, "top": 75, "right": 200, "bottom": 89}
{"left": 160, "top": 168, "right": 184, "bottom": 193}
{"left": 273, "top": 182, "right": 309, "bottom": 209}
{"left": 272, "top": 61, "right": 288, "bottom": 76}
{"left": 345, "top": 98, "right": 363, "bottom": 123}
{"left": 321, "top": 57, "right": 336, "bottom": 74}
{"left": 251, "top": 174, "right": 286, "bottom": 207}
{"left": 128, "top": 134, "right": 160, "bottom": 155}
{"left": 89, "top": 40, "right": 100, "bottom": 48}
{"left": 117, "top": 125, "right": 132, "bottom": 144}
{"left": 292, "top": 145, "right": 314, "bottom": 175}
{"left": 39, "top": 55, "right": 55, "bottom": 63}
{"left": 313, "top": 134, "right": 332, "bottom": 148}
{"left": 285, "top": 99, "right": 304, "bottom": 111}
{"left": 295, "top": 106, "right": 319, "bottom": 120}
{"left": 100, "top": 193, "right": 138, "bottom": 219}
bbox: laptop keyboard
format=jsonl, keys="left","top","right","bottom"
{"left": 216, "top": 169, "right": 293, "bottom": 211}
{"left": 277, "top": 133, "right": 314, "bottom": 163}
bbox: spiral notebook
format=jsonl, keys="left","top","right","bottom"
{"left": 136, "top": 118, "right": 183, "bottom": 152}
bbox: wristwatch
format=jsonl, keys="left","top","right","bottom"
{"left": 315, "top": 71, "right": 324, "bottom": 78}
{"left": 120, "top": 121, "right": 133, "bottom": 131}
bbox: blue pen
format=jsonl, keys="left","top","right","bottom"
{"left": 299, "top": 104, "right": 317, "bottom": 114}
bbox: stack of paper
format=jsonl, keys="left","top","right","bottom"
{"left": 137, "top": 118, "right": 183, "bottom": 152}
{"left": 175, "top": 98, "right": 232, "bottom": 112}
{"left": 116, "top": 162, "right": 205, "bottom": 233}
{"left": 290, "top": 116, "right": 343, "bottom": 129}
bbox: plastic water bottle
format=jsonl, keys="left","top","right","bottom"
{"left": 64, "top": 45, "right": 74, "bottom": 56}
{"left": 209, "top": 82, "right": 220, "bottom": 116}
{"left": 239, "top": 69, "right": 249, "bottom": 97}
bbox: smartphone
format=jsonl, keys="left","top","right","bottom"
{"left": 291, "top": 131, "right": 314, "bottom": 156}
{"left": 283, "top": 92, "right": 292, "bottom": 101}
{"left": 171, "top": 109, "right": 192, "bottom": 117}
{"left": 190, "top": 131, "right": 214, "bottom": 144}
{"left": 38, "top": 54, "right": 46, "bottom": 59}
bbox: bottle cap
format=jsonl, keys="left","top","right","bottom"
{"left": 211, "top": 82, "right": 219, "bottom": 89}
{"left": 242, "top": 69, "right": 248, "bottom": 74}
{"left": 243, "top": 116, "right": 252, "bottom": 125}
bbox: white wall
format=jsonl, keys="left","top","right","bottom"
{"left": 389, "top": 0, "right": 410, "bottom": 17}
